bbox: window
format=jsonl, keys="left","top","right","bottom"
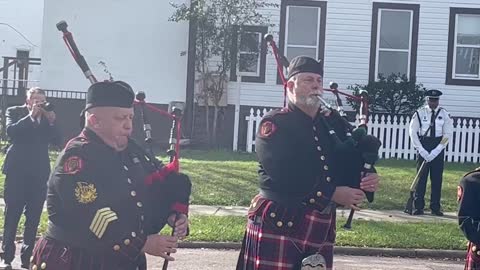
{"left": 446, "top": 8, "right": 480, "bottom": 86}
{"left": 278, "top": 0, "right": 326, "bottom": 83}
{"left": 369, "top": 3, "right": 419, "bottom": 82}
{"left": 230, "top": 25, "right": 267, "bottom": 83}
{"left": 238, "top": 31, "right": 262, "bottom": 76}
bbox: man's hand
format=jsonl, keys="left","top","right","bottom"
{"left": 29, "top": 103, "right": 43, "bottom": 120}
{"left": 418, "top": 148, "right": 429, "bottom": 160}
{"left": 142, "top": 234, "right": 178, "bottom": 260}
{"left": 168, "top": 213, "right": 188, "bottom": 239}
{"left": 332, "top": 186, "right": 365, "bottom": 210}
{"left": 360, "top": 173, "right": 380, "bottom": 192}
{"left": 44, "top": 111, "right": 56, "bottom": 125}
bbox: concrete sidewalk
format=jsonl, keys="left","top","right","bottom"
{"left": 0, "top": 198, "right": 457, "bottom": 223}
{"left": 189, "top": 205, "right": 458, "bottom": 223}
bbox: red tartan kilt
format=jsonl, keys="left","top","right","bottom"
{"left": 465, "top": 242, "right": 480, "bottom": 270}
{"left": 237, "top": 197, "right": 336, "bottom": 270}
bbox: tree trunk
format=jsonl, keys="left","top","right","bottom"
{"left": 212, "top": 105, "right": 219, "bottom": 147}
{"left": 205, "top": 103, "right": 211, "bottom": 146}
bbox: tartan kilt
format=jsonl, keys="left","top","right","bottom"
{"left": 29, "top": 237, "right": 147, "bottom": 270}
{"left": 237, "top": 195, "right": 336, "bottom": 270}
{"left": 465, "top": 242, "right": 480, "bottom": 270}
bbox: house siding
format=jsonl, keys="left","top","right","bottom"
{"left": 41, "top": 0, "right": 190, "bottom": 104}
{"left": 0, "top": 0, "right": 43, "bottom": 82}
{"left": 228, "top": 0, "right": 480, "bottom": 118}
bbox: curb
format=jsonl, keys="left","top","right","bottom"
{"left": 7, "top": 237, "right": 465, "bottom": 260}
{"left": 178, "top": 242, "right": 466, "bottom": 260}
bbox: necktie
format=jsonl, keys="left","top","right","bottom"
{"left": 430, "top": 110, "right": 436, "bottom": 137}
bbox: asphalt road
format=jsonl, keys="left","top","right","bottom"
{"left": 146, "top": 249, "right": 465, "bottom": 270}
{"left": 11, "top": 247, "right": 465, "bottom": 269}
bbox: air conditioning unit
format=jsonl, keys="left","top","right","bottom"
{"left": 194, "top": 73, "right": 228, "bottom": 107}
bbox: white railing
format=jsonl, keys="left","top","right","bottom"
{"left": 244, "top": 108, "right": 480, "bottom": 163}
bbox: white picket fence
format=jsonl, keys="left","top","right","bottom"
{"left": 244, "top": 108, "right": 480, "bottom": 163}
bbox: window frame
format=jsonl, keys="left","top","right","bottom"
{"left": 230, "top": 25, "right": 268, "bottom": 83}
{"left": 446, "top": 8, "right": 480, "bottom": 86}
{"left": 369, "top": 2, "right": 419, "bottom": 82}
{"left": 237, "top": 31, "right": 262, "bottom": 77}
{"left": 278, "top": 0, "right": 327, "bottom": 84}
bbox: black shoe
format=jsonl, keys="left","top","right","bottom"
{"left": 431, "top": 210, "right": 444, "bottom": 216}
{"left": 413, "top": 209, "right": 424, "bottom": 215}
{"left": 0, "top": 261, "right": 12, "bottom": 270}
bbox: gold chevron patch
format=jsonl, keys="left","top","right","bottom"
{"left": 90, "top": 207, "right": 118, "bottom": 239}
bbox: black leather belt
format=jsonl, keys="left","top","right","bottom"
{"left": 259, "top": 189, "right": 306, "bottom": 206}
{"left": 45, "top": 222, "right": 89, "bottom": 249}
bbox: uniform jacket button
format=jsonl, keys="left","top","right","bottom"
{"left": 41, "top": 262, "right": 47, "bottom": 269}
{"left": 131, "top": 191, "right": 137, "bottom": 197}
{"left": 32, "top": 265, "right": 37, "bottom": 270}
{"left": 287, "top": 221, "right": 293, "bottom": 227}
{"left": 276, "top": 221, "right": 283, "bottom": 227}
{"left": 113, "top": 245, "right": 121, "bottom": 251}
{"left": 309, "top": 198, "right": 316, "bottom": 204}
{"left": 473, "top": 245, "right": 477, "bottom": 252}
{"left": 270, "top": 212, "right": 276, "bottom": 218}
{"left": 326, "top": 177, "right": 332, "bottom": 182}
{"left": 137, "top": 202, "right": 143, "bottom": 207}
{"left": 124, "top": 239, "right": 131, "bottom": 245}
{"left": 132, "top": 232, "right": 137, "bottom": 238}
{"left": 316, "top": 191, "right": 322, "bottom": 197}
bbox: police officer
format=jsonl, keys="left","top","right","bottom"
{"left": 236, "top": 56, "right": 380, "bottom": 270}
{"left": 0, "top": 87, "right": 61, "bottom": 269}
{"left": 409, "top": 89, "right": 453, "bottom": 216}
{"left": 29, "top": 81, "right": 190, "bottom": 270}
{"left": 458, "top": 167, "right": 480, "bottom": 270}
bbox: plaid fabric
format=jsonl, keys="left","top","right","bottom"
{"left": 29, "top": 237, "right": 146, "bottom": 270}
{"left": 237, "top": 198, "right": 336, "bottom": 270}
{"left": 465, "top": 242, "right": 480, "bottom": 270}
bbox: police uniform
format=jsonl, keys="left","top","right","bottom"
{"left": 457, "top": 167, "right": 480, "bottom": 270}
{"left": 237, "top": 57, "right": 348, "bottom": 270}
{"left": 29, "top": 81, "right": 191, "bottom": 270}
{"left": 408, "top": 90, "right": 453, "bottom": 215}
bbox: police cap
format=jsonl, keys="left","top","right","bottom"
{"left": 425, "top": 89, "right": 442, "bottom": 100}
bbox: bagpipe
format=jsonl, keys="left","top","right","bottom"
{"left": 56, "top": 21, "right": 191, "bottom": 269}
{"left": 264, "top": 34, "right": 381, "bottom": 229}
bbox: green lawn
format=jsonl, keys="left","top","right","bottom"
{"left": 0, "top": 150, "right": 476, "bottom": 211}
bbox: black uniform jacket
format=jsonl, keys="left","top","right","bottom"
{"left": 45, "top": 128, "right": 159, "bottom": 265}
{"left": 255, "top": 103, "right": 338, "bottom": 210}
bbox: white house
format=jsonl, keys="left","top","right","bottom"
{"left": 41, "top": 0, "right": 191, "bottom": 104}
{"left": 228, "top": 0, "right": 480, "bottom": 118}
{"left": 0, "top": 0, "right": 44, "bottom": 83}
{"left": 38, "top": 0, "right": 480, "bottom": 151}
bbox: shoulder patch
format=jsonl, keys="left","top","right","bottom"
{"left": 63, "top": 156, "right": 84, "bottom": 174}
{"left": 457, "top": 186, "right": 463, "bottom": 202}
{"left": 258, "top": 121, "right": 277, "bottom": 138}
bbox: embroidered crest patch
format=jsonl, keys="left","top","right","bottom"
{"left": 258, "top": 121, "right": 277, "bottom": 138}
{"left": 457, "top": 186, "right": 463, "bottom": 202}
{"left": 75, "top": 182, "right": 98, "bottom": 204}
{"left": 63, "top": 156, "right": 83, "bottom": 174}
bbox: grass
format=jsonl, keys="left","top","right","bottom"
{"left": 0, "top": 150, "right": 476, "bottom": 211}
{"left": 183, "top": 215, "right": 467, "bottom": 251}
{"left": 8, "top": 211, "right": 466, "bottom": 250}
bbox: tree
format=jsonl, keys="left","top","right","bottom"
{"left": 170, "top": 0, "right": 276, "bottom": 146}
{"left": 347, "top": 73, "right": 427, "bottom": 117}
